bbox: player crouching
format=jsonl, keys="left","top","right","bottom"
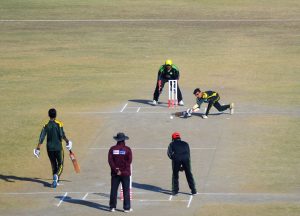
{"left": 182, "top": 88, "right": 234, "bottom": 119}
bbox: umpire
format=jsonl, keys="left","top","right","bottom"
{"left": 108, "top": 132, "right": 132, "bottom": 212}
{"left": 167, "top": 132, "right": 197, "bottom": 195}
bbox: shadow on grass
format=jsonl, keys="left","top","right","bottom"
{"left": 128, "top": 99, "right": 168, "bottom": 107}
{"left": 132, "top": 182, "right": 171, "bottom": 195}
{"left": 0, "top": 174, "right": 70, "bottom": 188}
{"left": 55, "top": 196, "right": 110, "bottom": 212}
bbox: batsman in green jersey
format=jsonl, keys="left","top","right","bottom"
{"left": 34, "top": 108, "right": 73, "bottom": 188}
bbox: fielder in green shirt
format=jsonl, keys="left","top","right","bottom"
{"left": 34, "top": 108, "right": 73, "bottom": 188}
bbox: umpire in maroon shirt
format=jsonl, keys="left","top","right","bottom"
{"left": 108, "top": 132, "right": 132, "bottom": 212}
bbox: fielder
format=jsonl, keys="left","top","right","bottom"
{"left": 183, "top": 88, "right": 234, "bottom": 119}
{"left": 33, "top": 108, "right": 72, "bottom": 188}
{"left": 167, "top": 132, "right": 197, "bottom": 195}
{"left": 152, "top": 59, "right": 184, "bottom": 106}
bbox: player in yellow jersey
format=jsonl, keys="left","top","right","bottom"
{"left": 33, "top": 108, "right": 72, "bottom": 188}
{"left": 184, "top": 88, "right": 234, "bottom": 119}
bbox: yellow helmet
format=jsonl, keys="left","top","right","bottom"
{"left": 165, "top": 59, "right": 173, "bottom": 66}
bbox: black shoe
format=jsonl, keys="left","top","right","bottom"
{"left": 172, "top": 191, "right": 178, "bottom": 196}
{"left": 191, "top": 190, "right": 198, "bottom": 195}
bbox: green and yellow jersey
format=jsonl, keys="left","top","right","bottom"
{"left": 39, "top": 119, "right": 67, "bottom": 151}
{"left": 193, "top": 91, "right": 220, "bottom": 110}
{"left": 157, "top": 64, "right": 180, "bottom": 80}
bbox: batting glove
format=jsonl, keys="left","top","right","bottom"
{"left": 187, "top": 108, "right": 193, "bottom": 115}
{"left": 66, "top": 140, "right": 72, "bottom": 151}
{"left": 33, "top": 148, "right": 40, "bottom": 158}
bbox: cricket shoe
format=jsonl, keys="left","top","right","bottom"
{"left": 202, "top": 115, "right": 208, "bottom": 119}
{"left": 178, "top": 100, "right": 184, "bottom": 106}
{"left": 110, "top": 208, "right": 115, "bottom": 212}
{"left": 124, "top": 208, "right": 133, "bottom": 213}
{"left": 172, "top": 191, "right": 178, "bottom": 196}
{"left": 230, "top": 103, "right": 234, "bottom": 114}
{"left": 191, "top": 190, "right": 198, "bottom": 196}
{"left": 152, "top": 100, "right": 157, "bottom": 106}
{"left": 52, "top": 174, "right": 58, "bottom": 188}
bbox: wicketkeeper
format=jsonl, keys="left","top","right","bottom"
{"left": 167, "top": 132, "right": 197, "bottom": 196}
{"left": 183, "top": 88, "right": 234, "bottom": 119}
{"left": 33, "top": 108, "right": 72, "bottom": 188}
{"left": 152, "top": 59, "right": 184, "bottom": 106}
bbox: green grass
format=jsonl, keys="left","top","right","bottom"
{"left": 0, "top": 0, "right": 299, "bottom": 208}
{"left": 195, "top": 203, "right": 300, "bottom": 216}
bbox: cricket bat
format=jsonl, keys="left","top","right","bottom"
{"left": 69, "top": 150, "right": 80, "bottom": 173}
{"left": 174, "top": 111, "right": 185, "bottom": 117}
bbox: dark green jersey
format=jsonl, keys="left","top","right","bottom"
{"left": 157, "top": 64, "right": 180, "bottom": 80}
{"left": 39, "top": 119, "right": 66, "bottom": 151}
{"left": 195, "top": 91, "right": 220, "bottom": 107}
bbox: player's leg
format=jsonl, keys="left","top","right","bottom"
{"left": 153, "top": 80, "right": 166, "bottom": 104}
{"left": 205, "top": 102, "right": 214, "bottom": 116}
{"left": 182, "top": 158, "right": 197, "bottom": 194}
{"left": 109, "top": 175, "right": 121, "bottom": 211}
{"left": 47, "top": 151, "right": 58, "bottom": 188}
{"left": 172, "top": 160, "right": 181, "bottom": 195}
{"left": 213, "top": 101, "right": 230, "bottom": 112}
{"left": 56, "top": 150, "right": 64, "bottom": 184}
{"left": 121, "top": 176, "right": 131, "bottom": 211}
{"left": 177, "top": 83, "right": 184, "bottom": 105}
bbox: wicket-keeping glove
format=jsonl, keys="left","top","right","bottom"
{"left": 33, "top": 148, "right": 40, "bottom": 158}
{"left": 66, "top": 140, "right": 72, "bottom": 151}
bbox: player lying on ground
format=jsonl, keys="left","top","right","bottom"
{"left": 33, "top": 108, "right": 73, "bottom": 188}
{"left": 179, "top": 88, "right": 234, "bottom": 119}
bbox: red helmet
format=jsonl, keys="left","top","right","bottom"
{"left": 172, "top": 132, "right": 181, "bottom": 140}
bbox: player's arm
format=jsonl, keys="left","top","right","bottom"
{"left": 62, "top": 129, "right": 69, "bottom": 143}
{"left": 157, "top": 67, "right": 164, "bottom": 92}
{"left": 186, "top": 103, "right": 201, "bottom": 116}
{"left": 34, "top": 126, "right": 46, "bottom": 158}
{"left": 127, "top": 148, "right": 132, "bottom": 164}
{"left": 167, "top": 143, "right": 174, "bottom": 159}
{"left": 172, "top": 65, "right": 180, "bottom": 80}
{"left": 108, "top": 148, "right": 118, "bottom": 173}
{"left": 59, "top": 122, "right": 72, "bottom": 150}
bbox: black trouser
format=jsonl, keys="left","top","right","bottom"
{"left": 109, "top": 175, "right": 131, "bottom": 210}
{"left": 206, "top": 95, "right": 230, "bottom": 116}
{"left": 153, "top": 79, "right": 183, "bottom": 102}
{"left": 172, "top": 158, "right": 196, "bottom": 194}
{"left": 47, "top": 150, "right": 64, "bottom": 179}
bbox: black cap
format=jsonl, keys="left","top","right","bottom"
{"left": 113, "top": 132, "right": 129, "bottom": 141}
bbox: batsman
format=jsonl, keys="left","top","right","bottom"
{"left": 181, "top": 88, "right": 234, "bottom": 119}
{"left": 33, "top": 108, "right": 73, "bottom": 188}
{"left": 152, "top": 59, "right": 184, "bottom": 106}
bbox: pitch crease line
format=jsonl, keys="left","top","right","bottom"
{"left": 120, "top": 103, "right": 128, "bottom": 112}
{"left": 82, "top": 193, "right": 89, "bottom": 200}
{"left": 137, "top": 107, "right": 141, "bottom": 113}
{"left": 57, "top": 192, "right": 68, "bottom": 207}
{"left": 187, "top": 195, "right": 193, "bottom": 208}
